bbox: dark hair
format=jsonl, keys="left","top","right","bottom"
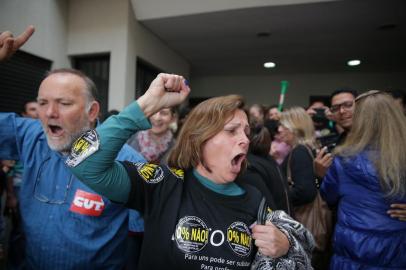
{"left": 169, "top": 105, "right": 179, "bottom": 115}
{"left": 330, "top": 88, "right": 358, "bottom": 102}
{"left": 308, "top": 98, "right": 328, "bottom": 108}
{"left": 386, "top": 89, "right": 405, "bottom": 106}
{"left": 263, "top": 119, "right": 279, "bottom": 140}
{"left": 249, "top": 125, "right": 271, "bottom": 157}
{"left": 386, "top": 89, "right": 404, "bottom": 99}
{"left": 22, "top": 100, "right": 37, "bottom": 114}
{"left": 267, "top": 104, "right": 278, "bottom": 110}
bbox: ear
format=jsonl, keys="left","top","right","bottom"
{"left": 87, "top": 101, "right": 100, "bottom": 123}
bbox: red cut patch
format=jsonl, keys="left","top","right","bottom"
{"left": 70, "top": 189, "right": 105, "bottom": 216}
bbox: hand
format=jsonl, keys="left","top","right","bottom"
{"left": 252, "top": 221, "right": 290, "bottom": 258}
{"left": 314, "top": 146, "right": 333, "bottom": 178}
{"left": 0, "top": 25, "right": 35, "bottom": 61}
{"left": 137, "top": 73, "right": 190, "bottom": 118}
{"left": 324, "top": 107, "right": 334, "bottom": 120}
{"left": 387, "top": 204, "right": 406, "bottom": 221}
{"left": 306, "top": 107, "right": 317, "bottom": 116}
{"left": 306, "top": 105, "right": 328, "bottom": 116}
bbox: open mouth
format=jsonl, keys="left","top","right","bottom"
{"left": 48, "top": 124, "right": 64, "bottom": 137}
{"left": 231, "top": 153, "right": 246, "bottom": 173}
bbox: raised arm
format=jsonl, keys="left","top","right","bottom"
{"left": 0, "top": 25, "right": 35, "bottom": 61}
{"left": 67, "top": 74, "right": 190, "bottom": 203}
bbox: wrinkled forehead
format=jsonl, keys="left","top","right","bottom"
{"left": 331, "top": 93, "right": 355, "bottom": 105}
{"left": 38, "top": 73, "right": 88, "bottom": 100}
{"left": 225, "top": 109, "right": 248, "bottom": 125}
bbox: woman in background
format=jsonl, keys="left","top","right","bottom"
{"left": 240, "top": 125, "right": 291, "bottom": 214}
{"left": 278, "top": 107, "right": 318, "bottom": 207}
{"left": 127, "top": 107, "right": 176, "bottom": 164}
{"left": 321, "top": 91, "right": 406, "bottom": 269}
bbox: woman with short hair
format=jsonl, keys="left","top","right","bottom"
{"left": 67, "top": 74, "right": 313, "bottom": 269}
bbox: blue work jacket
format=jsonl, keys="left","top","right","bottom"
{"left": 0, "top": 113, "right": 144, "bottom": 269}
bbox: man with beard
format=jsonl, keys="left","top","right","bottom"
{"left": 0, "top": 68, "right": 145, "bottom": 269}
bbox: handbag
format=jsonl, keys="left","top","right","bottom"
{"left": 251, "top": 198, "right": 314, "bottom": 270}
{"left": 287, "top": 145, "right": 333, "bottom": 252}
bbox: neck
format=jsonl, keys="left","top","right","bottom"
{"left": 195, "top": 164, "right": 224, "bottom": 184}
{"left": 193, "top": 169, "right": 244, "bottom": 196}
{"left": 148, "top": 129, "right": 168, "bottom": 139}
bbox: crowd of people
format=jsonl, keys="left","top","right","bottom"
{"left": 1, "top": 25, "right": 406, "bottom": 270}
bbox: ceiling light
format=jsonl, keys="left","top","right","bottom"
{"left": 347, "top": 59, "right": 361, "bottom": 66}
{"left": 378, "top": 23, "right": 397, "bottom": 31}
{"left": 257, "top": 32, "right": 271, "bottom": 38}
{"left": 264, "top": 62, "right": 276, "bottom": 68}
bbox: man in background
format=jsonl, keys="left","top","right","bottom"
{"left": 315, "top": 88, "right": 406, "bottom": 221}
{"left": 6, "top": 100, "right": 39, "bottom": 270}
{"left": 21, "top": 100, "right": 39, "bottom": 118}
{"left": 314, "top": 88, "right": 357, "bottom": 178}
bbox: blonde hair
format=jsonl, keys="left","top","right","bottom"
{"left": 168, "top": 95, "right": 246, "bottom": 170}
{"left": 279, "top": 107, "right": 316, "bottom": 148}
{"left": 336, "top": 90, "right": 406, "bottom": 197}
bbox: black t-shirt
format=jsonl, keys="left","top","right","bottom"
{"left": 122, "top": 162, "right": 263, "bottom": 270}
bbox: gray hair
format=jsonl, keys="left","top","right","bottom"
{"left": 45, "top": 68, "right": 98, "bottom": 110}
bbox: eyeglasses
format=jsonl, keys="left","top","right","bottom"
{"left": 34, "top": 157, "right": 73, "bottom": 204}
{"left": 330, "top": 101, "right": 354, "bottom": 114}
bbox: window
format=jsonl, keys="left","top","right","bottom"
{"left": 0, "top": 51, "right": 52, "bottom": 113}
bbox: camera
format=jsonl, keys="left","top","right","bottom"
{"left": 312, "top": 108, "right": 328, "bottom": 124}
{"left": 317, "top": 133, "right": 338, "bottom": 153}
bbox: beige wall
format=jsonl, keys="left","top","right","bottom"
{"left": 190, "top": 72, "right": 406, "bottom": 108}
{"left": 133, "top": 0, "right": 337, "bottom": 20}
{"left": 68, "top": 0, "right": 130, "bottom": 110}
{"left": 68, "top": 0, "right": 190, "bottom": 110}
{"left": 4, "top": 0, "right": 401, "bottom": 111}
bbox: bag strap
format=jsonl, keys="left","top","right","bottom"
{"left": 257, "top": 197, "right": 268, "bottom": 225}
{"left": 287, "top": 150, "right": 294, "bottom": 186}
{"left": 287, "top": 144, "right": 316, "bottom": 187}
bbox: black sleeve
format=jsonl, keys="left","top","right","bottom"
{"left": 120, "top": 161, "right": 183, "bottom": 219}
{"left": 288, "top": 145, "right": 317, "bottom": 206}
{"left": 121, "top": 161, "right": 147, "bottom": 213}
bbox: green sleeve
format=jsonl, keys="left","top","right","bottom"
{"left": 69, "top": 101, "right": 151, "bottom": 203}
